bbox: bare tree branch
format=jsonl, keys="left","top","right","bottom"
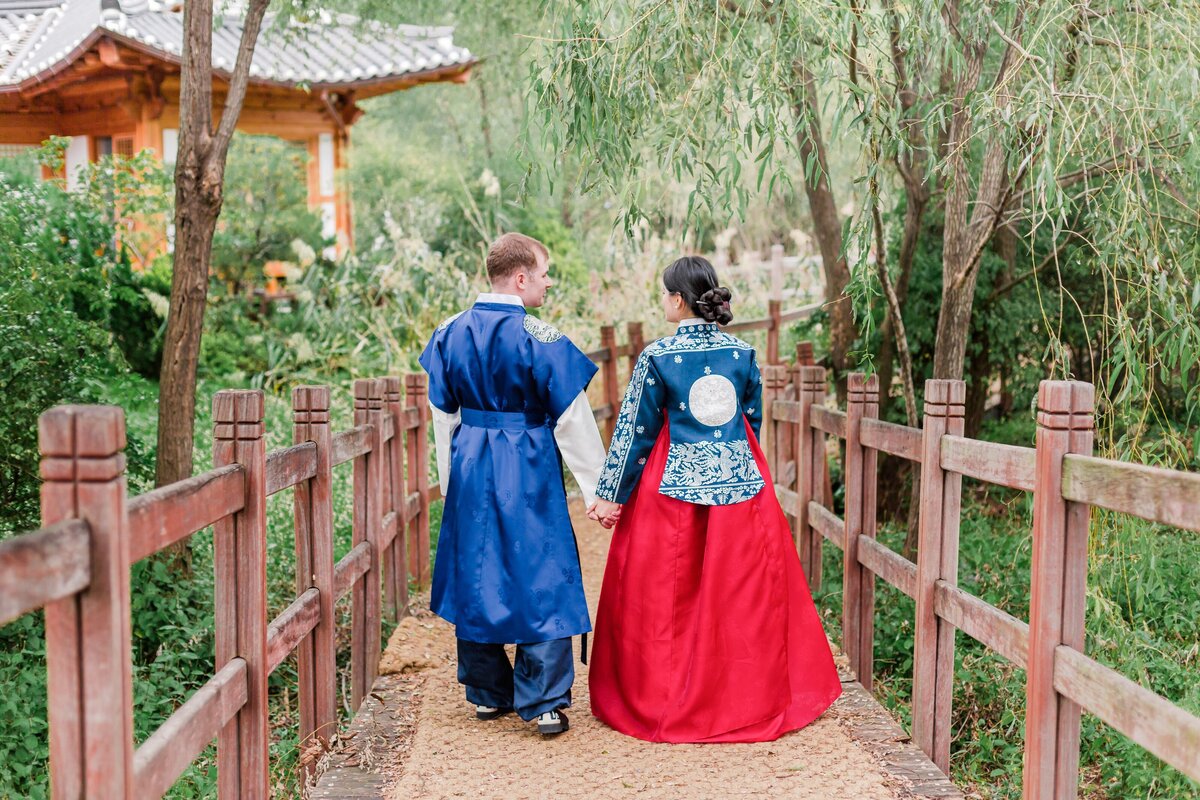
{"left": 214, "top": 0, "right": 272, "bottom": 149}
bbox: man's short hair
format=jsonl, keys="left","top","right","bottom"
{"left": 486, "top": 232, "right": 549, "bottom": 282}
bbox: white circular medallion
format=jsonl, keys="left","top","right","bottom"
{"left": 687, "top": 375, "right": 738, "bottom": 427}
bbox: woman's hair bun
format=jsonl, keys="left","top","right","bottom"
{"left": 696, "top": 286, "right": 734, "bottom": 325}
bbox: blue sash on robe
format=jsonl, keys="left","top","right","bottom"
{"left": 419, "top": 302, "right": 597, "bottom": 644}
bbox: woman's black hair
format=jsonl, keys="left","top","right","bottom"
{"left": 663, "top": 255, "right": 733, "bottom": 325}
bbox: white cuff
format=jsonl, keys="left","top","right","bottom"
{"left": 554, "top": 392, "right": 607, "bottom": 508}
{"left": 429, "top": 401, "right": 460, "bottom": 493}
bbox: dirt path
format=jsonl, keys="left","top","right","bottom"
{"left": 377, "top": 503, "right": 928, "bottom": 799}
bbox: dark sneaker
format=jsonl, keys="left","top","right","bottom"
{"left": 536, "top": 709, "right": 569, "bottom": 736}
{"left": 475, "top": 704, "right": 511, "bottom": 721}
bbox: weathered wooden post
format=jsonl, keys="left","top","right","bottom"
{"left": 600, "top": 324, "right": 620, "bottom": 439}
{"left": 293, "top": 385, "right": 337, "bottom": 758}
{"left": 351, "top": 379, "right": 384, "bottom": 710}
{"left": 1024, "top": 381, "right": 1094, "bottom": 800}
{"left": 213, "top": 390, "right": 268, "bottom": 797}
{"left": 843, "top": 373, "right": 880, "bottom": 690}
{"left": 794, "top": 366, "right": 826, "bottom": 586}
{"left": 626, "top": 321, "right": 645, "bottom": 374}
{"left": 796, "top": 340, "right": 815, "bottom": 367}
{"left": 406, "top": 373, "right": 432, "bottom": 588}
{"left": 761, "top": 365, "right": 788, "bottom": 475}
{"left": 911, "top": 379, "right": 965, "bottom": 773}
{"left": 370, "top": 378, "right": 395, "bottom": 622}
{"left": 384, "top": 376, "right": 409, "bottom": 619}
{"left": 40, "top": 405, "right": 134, "bottom": 799}
{"left": 766, "top": 299, "right": 782, "bottom": 364}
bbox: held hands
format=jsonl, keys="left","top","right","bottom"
{"left": 587, "top": 499, "right": 623, "bottom": 529}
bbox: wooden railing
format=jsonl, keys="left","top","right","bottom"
{"left": 760, "top": 354, "right": 1200, "bottom": 798}
{"left": 585, "top": 301, "right": 819, "bottom": 436}
{"left": 0, "top": 375, "right": 434, "bottom": 799}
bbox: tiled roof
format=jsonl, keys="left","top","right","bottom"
{"left": 0, "top": 0, "right": 474, "bottom": 89}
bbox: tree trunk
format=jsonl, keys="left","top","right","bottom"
{"left": 964, "top": 328, "right": 991, "bottom": 438}
{"left": 791, "top": 61, "right": 854, "bottom": 393}
{"left": 875, "top": 196, "right": 925, "bottom": 401}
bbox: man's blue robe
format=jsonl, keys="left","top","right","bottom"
{"left": 419, "top": 301, "right": 597, "bottom": 644}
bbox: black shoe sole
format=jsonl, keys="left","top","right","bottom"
{"left": 476, "top": 708, "right": 512, "bottom": 721}
{"left": 538, "top": 711, "right": 569, "bottom": 736}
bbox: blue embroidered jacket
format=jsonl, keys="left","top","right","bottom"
{"left": 595, "top": 321, "right": 764, "bottom": 506}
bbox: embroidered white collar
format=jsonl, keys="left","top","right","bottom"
{"left": 476, "top": 292, "right": 525, "bottom": 307}
{"left": 677, "top": 317, "right": 709, "bottom": 330}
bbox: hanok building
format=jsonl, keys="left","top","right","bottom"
{"left": 0, "top": 0, "right": 475, "bottom": 253}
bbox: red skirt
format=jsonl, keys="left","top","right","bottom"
{"left": 589, "top": 419, "right": 842, "bottom": 743}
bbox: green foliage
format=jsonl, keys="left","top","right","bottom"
{"left": 211, "top": 135, "right": 328, "bottom": 295}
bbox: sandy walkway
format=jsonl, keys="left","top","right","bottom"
{"left": 379, "top": 504, "right": 919, "bottom": 800}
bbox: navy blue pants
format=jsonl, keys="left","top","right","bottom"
{"left": 456, "top": 637, "right": 573, "bottom": 721}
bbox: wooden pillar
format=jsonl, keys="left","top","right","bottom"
{"left": 1024, "top": 381, "right": 1094, "bottom": 800}
{"left": 212, "top": 390, "right": 268, "bottom": 798}
{"left": 600, "top": 325, "right": 620, "bottom": 441}
{"left": 794, "top": 366, "right": 825, "bottom": 585}
{"left": 292, "top": 386, "right": 337, "bottom": 760}
{"left": 761, "top": 365, "right": 788, "bottom": 476}
{"left": 307, "top": 130, "right": 352, "bottom": 257}
{"left": 384, "top": 376, "right": 409, "bottom": 620}
{"left": 766, "top": 299, "right": 782, "bottom": 364}
{"left": 351, "top": 379, "right": 384, "bottom": 711}
{"left": 406, "top": 373, "right": 432, "bottom": 588}
{"left": 40, "top": 405, "right": 134, "bottom": 799}
{"left": 843, "top": 373, "right": 879, "bottom": 691}
{"left": 796, "top": 341, "right": 815, "bottom": 367}
{"left": 911, "top": 379, "right": 965, "bottom": 773}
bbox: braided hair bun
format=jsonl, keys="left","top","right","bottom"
{"left": 695, "top": 287, "right": 733, "bottom": 325}
{"left": 663, "top": 256, "right": 735, "bottom": 325}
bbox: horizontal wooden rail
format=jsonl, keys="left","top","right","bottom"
{"left": 941, "top": 436, "right": 1035, "bottom": 492}
{"left": 331, "top": 425, "right": 373, "bottom": 467}
{"left": 592, "top": 405, "right": 614, "bottom": 422}
{"left": 779, "top": 302, "right": 821, "bottom": 323}
{"left": 127, "top": 465, "right": 244, "bottom": 563}
{"left": 771, "top": 399, "right": 801, "bottom": 423}
{"left": 808, "top": 501, "right": 845, "bottom": 548}
{"left": 380, "top": 414, "right": 395, "bottom": 443}
{"left": 776, "top": 484, "right": 799, "bottom": 516}
{"left": 721, "top": 318, "right": 770, "bottom": 333}
{"left": 933, "top": 581, "right": 1030, "bottom": 669}
{"left": 334, "top": 541, "right": 373, "bottom": 600}
{"left": 381, "top": 510, "right": 399, "bottom": 549}
{"left": 860, "top": 417, "right": 922, "bottom": 463}
{"left": 0, "top": 519, "right": 90, "bottom": 626}
{"left": 400, "top": 408, "right": 420, "bottom": 431}
{"left": 265, "top": 442, "right": 317, "bottom": 496}
{"left": 1054, "top": 646, "right": 1200, "bottom": 782}
{"left": 133, "top": 658, "right": 248, "bottom": 800}
{"left": 426, "top": 483, "right": 443, "bottom": 503}
{"left": 266, "top": 588, "right": 321, "bottom": 675}
{"left": 584, "top": 347, "right": 610, "bottom": 362}
{"left": 856, "top": 535, "right": 916, "bottom": 599}
{"left": 810, "top": 405, "right": 846, "bottom": 439}
{"left": 1061, "top": 455, "right": 1200, "bottom": 532}
{"left": 404, "top": 491, "right": 422, "bottom": 523}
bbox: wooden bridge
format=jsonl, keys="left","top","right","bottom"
{"left": 1, "top": 311, "right": 1199, "bottom": 798}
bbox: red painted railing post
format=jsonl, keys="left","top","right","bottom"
{"left": 766, "top": 299, "right": 782, "bottom": 364}
{"left": 761, "top": 365, "right": 788, "bottom": 476}
{"left": 293, "top": 385, "right": 337, "bottom": 761}
{"left": 40, "top": 405, "right": 134, "bottom": 799}
{"left": 212, "top": 390, "right": 268, "bottom": 798}
{"left": 1024, "top": 381, "right": 1095, "bottom": 800}
{"left": 600, "top": 324, "right": 620, "bottom": 440}
{"left": 384, "top": 376, "right": 409, "bottom": 619}
{"left": 351, "top": 379, "right": 384, "bottom": 711}
{"left": 844, "top": 373, "right": 880, "bottom": 691}
{"left": 626, "top": 321, "right": 645, "bottom": 375}
{"left": 406, "top": 373, "right": 432, "bottom": 588}
{"left": 912, "top": 379, "right": 965, "bottom": 773}
{"left": 794, "top": 366, "right": 826, "bottom": 587}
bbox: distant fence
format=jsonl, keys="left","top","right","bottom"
{"left": 0, "top": 376, "right": 435, "bottom": 798}
{"left": 760, "top": 347, "right": 1200, "bottom": 798}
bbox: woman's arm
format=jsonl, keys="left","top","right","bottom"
{"left": 595, "top": 352, "right": 667, "bottom": 504}
{"left": 742, "top": 349, "right": 763, "bottom": 439}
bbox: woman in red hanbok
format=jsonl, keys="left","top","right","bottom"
{"left": 586, "top": 256, "right": 841, "bottom": 743}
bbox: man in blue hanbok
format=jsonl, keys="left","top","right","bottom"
{"left": 419, "top": 232, "right": 607, "bottom": 736}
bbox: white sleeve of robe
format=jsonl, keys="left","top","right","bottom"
{"left": 553, "top": 391, "right": 607, "bottom": 508}
{"left": 429, "top": 402, "right": 460, "bottom": 493}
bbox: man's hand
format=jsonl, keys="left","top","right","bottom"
{"left": 586, "top": 499, "right": 623, "bottom": 529}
